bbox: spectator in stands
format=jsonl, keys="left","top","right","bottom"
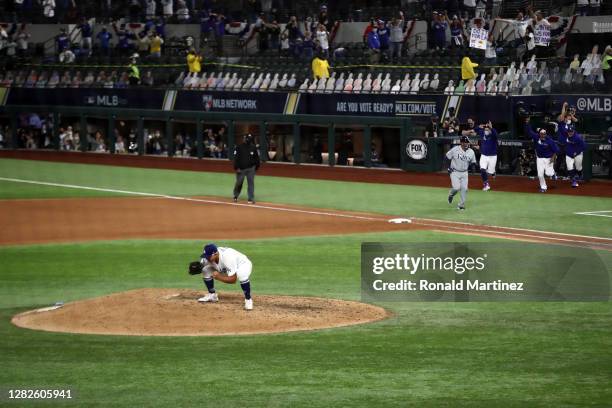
{"left": 461, "top": 56, "right": 478, "bottom": 81}
{"left": 463, "top": 0, "right": 477, "bottom": 19}
{"left": 186, "top": 48, "right": 202, "bottom": 73}
{"left": 115, "top": 134, "right": 126, "bottom": 153}
{"left": 495, "top": 11, "right": 530, "bottom": 48}
{"left": 363, "top": 19, "right": 376, "bottom": 44}
{"left": 56, "top": 27, "right": 69, "bottom": 53}
{"left": 142, "top": 70, "right": 154, "bottom": 86}
{"left": 78, "top": 18, "right": 93, "bottom": 56}
{"left": 527, "top": 8, "right": 551, "bottom": 58}
{"left": 377, "top": 20, "right": 390, "bottom": 62}
{"left": 129, "top": 0, "right": 142, "bottom": 22}
{"left": 149, "top": 31, "right": 164, "bottom": 58}
{"left": 176, "top": 0, "right": 190, "bottom": 22}
{"left": 461, "top": 117, "right": 478, "bottom": 138}
{"left": 589, "top": 0, "right": 600, "bottom": 16}
{"left": 450, "top": 15, "right": 465, "bottom": 48}
{"left": 311, "top": 52, "right": 330, "bottom": 79}
{"left": 302, "top": 31, "right": 314, "bottom": 60}
{"left": 114, "top": 23, "right": 135, "bottom": 56}
{"left": 603, "top": 45, "right": 612, "bottom": 92}
{"left": 59, "top": 46, "right": 75, "bottom": 63}
{"left": 128, "top": 55, "right": 140, "bottom": 85}
{"left": 136, "top": 30, "right": 151, "bottom": 55}
{"left": 425, "top": 115, "right": 440, "bottom": 138}
{"left": 484, "top": 32, "right": 497, "bottom": 65}
{"left": 284, "top": 15, "right": 304, "bottom": 58}
{"left": 315, "top": 23, "right": 330, "bottom": 58}
{"left": 155, "top": 17, "right": 166, "bottom": 38}
{"left": 43, "top": 0, "right": 56, "bottom": 22}
{"left": 16, "top": 25, "right": 30, "bottom": 57}
{"left": 318, "top": 4, "right": 332, "bottom": 31}
{"left": 204, "top": 128, "right": 217, "bottom": 157}
{"left": 5, "top": 35, "right": 17, "bottom": 59}
{"left": 523, "top": 25, "right": 536, "bottom": 62}
{"left": 279, "top": 32, "right": 290, "bottom": 56}
{"left": 389, "top": 13, "right": 405, "bottom": 63}
{"left": 267, "top": 19, "right": 280, "bottom": 50}
{"left": 0, "top": 26, "right": 8, "bottom": 57}
{"left": 162, "top": 0, "right": 174, "bottom": 20}
{"left": 431, "top": 11, "right": 448, "bottom": 50}
{"left": 145, "top": 0, "right": 156, "bottom": 20}
{"left": 214, "top": 126, "right": 227, "bottom": 158}
{"left": 367, "top": 27, "right": 381, "bottom": 63}
{"left": 199, "top": 8, "right": 213, "bottom": 44}
{"left": 576, "top": 0, "right": 589, "bottom": 16}
{"left": 97, "top": 26, "right": 112, "bottom": 57}
{"left": 90, "top": 130, "right": 106, "bottom": 152}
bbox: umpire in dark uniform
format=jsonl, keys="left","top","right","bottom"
{"left": 233, "top": 134, "right": 260, "bottom": 204}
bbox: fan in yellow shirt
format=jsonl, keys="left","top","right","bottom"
{"left": 187, "top": 48, "right": 203, "bottom": 73}
{"left": 312, "top": 54, "right": 331, "bottom": 79}
{"left": 149, "top": 32, "right": 164, "bottom": 58}
{"left": 461, "top": 56, "right": 478, "bottom": 81}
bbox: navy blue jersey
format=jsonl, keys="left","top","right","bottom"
{"left": 56, "top": 34, "right": 69, "bottom": 51}
{"left": 97, "top": 31, "right": 112, "bottom": 48}
{"left": 432, "top": 21, "right": 447, "bottom": 40}
{"left": 525, "top": 124, "right": 559, "bottom": 158}
{"left": 476, "top": 127, "right": 498, "bottom": 156}
{"left": 565, "top": 133, "right": 586, "bottom": 158}
{"left": 377, "top": 27, "right": 389, "bottom": 47}
{"left": 80, "top": 23, "right": 92, "bottom": 38}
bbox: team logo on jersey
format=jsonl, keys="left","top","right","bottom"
{"left": 406, "top": 139, "right": 428, "bottom": 160}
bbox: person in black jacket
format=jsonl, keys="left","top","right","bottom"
{"left": 233, "top": 134, "right": 260, "bottom": 204}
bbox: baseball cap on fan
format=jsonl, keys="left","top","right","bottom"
{"left": 201, "top": 243, "right": 218, "bottom": 260}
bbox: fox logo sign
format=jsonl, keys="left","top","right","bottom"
{"left": 406, "top": 139, "right": 428, "bottom": 160}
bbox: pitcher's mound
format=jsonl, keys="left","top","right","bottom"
{"left": 11, "top": 288, "right": 390, "bottom": 336}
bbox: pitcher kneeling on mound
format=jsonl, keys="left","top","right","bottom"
{"left": 188, "top": 243, "right": 253, "bottom": 310}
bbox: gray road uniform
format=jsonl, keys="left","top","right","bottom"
{"left": 446, "top": 145, "right": 476, "bottom": 208}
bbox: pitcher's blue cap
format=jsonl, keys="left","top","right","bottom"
{"left": 201, "top": 243, "right": 218, "bottom": 260}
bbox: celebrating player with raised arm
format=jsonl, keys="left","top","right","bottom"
{"left": 524, "top": 118, "right": 559, "bottom": 192}
{"left": 475, "top": 120, "right": 498, "bottom": 191}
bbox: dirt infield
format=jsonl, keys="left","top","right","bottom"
{"left": 2, "top": 150, "right": 611, "bottom": 197}
{"left": 0, "top": 196, "right": 421, "bottom": 245}
{"left": 11, "top": 289, "right": 390, "bottom": 336}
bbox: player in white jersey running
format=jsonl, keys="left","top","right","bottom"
{"left": 445, "top": 136, "right": 477, "bottom": 210}
{"left": 189, "top": 243, "right": 253, "bottom": 310}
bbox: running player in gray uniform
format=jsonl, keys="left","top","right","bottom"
{"left": 446, "top": 136, "right": 477, "bottom": 210}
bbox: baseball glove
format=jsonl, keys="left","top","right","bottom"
{"left": 188, "top": 261, "right": 203, "bottom": 275}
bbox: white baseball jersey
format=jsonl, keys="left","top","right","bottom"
{"left": 201, "top": 247, "right": 252, "bottom": 282}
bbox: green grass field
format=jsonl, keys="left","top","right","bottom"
{"left": 1, "top": 158, "right": 611, "bottom": 407}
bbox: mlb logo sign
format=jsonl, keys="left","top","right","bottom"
{"left": 202, "top": 95, "right": 213, "bottom": 111}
